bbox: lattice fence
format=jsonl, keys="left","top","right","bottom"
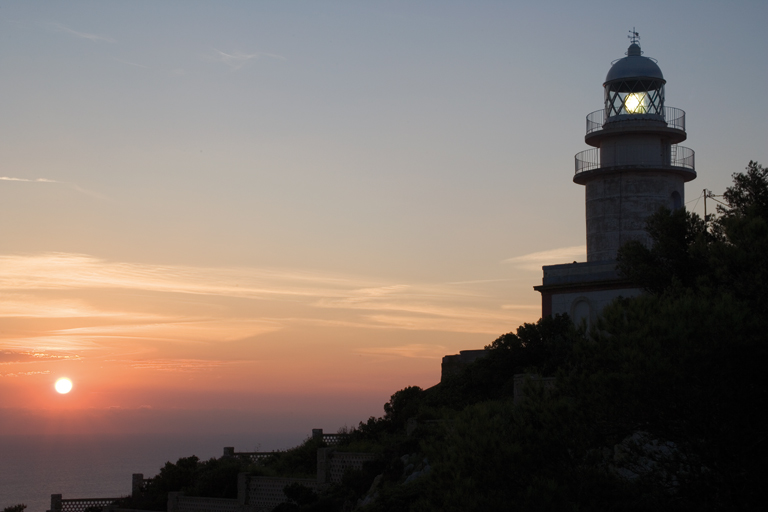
{"left": 59, "top": 498, "right": 120, "bottom": 512}
{"left": 327, "top": 452, "right": 378, "bottom": 484}
{"left": 320, "top": 433, "right": 349, "bottom": 446}
{"left": 234, "top": 452, "right": 276, "bottom": 465}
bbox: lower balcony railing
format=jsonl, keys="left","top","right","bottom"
{"left": 575, "top": 145, "right": 695, "bottom": 175}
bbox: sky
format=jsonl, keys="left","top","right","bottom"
{"left": 1, "top": 0, "right": 766, "bottom": 439}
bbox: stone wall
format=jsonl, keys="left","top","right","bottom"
{"left": 441, "top": 349, "right": 487, "bottom": 381}
{"left": 167, "top": 494, "right": 240, "bottom": 512}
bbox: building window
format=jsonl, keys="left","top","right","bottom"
{"left": 671, "top": 190, "right": 682, "bottom": 210}
{"left": 571, "top": 298, "right": 592, "bottom": 329}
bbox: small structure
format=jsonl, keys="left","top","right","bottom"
{"left": 440, "top": 349, "right": 487, "bottom": 381}
{"left": 535, "top": 31, "right": 696, "bottom": 324}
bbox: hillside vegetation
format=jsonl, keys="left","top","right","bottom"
{"left": 119, "top": 162, "right": 768, "bottom": 512}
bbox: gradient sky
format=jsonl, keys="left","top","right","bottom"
{"left": 1, "top": 0, "right": 766, "bottom": 438}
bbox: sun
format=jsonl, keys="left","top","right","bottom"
{"left": 55, "top": 378, "right": 73, "bottom": 394}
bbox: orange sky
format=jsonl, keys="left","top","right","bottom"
{"left": 2, "top": 1, "right": 766, "bottom": 437}
{"left": 0, "top": 251, "right": 554, "bottom": 435}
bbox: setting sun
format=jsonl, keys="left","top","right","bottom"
{"left": 55, "top": 378, "right": 73, "bottom": 394}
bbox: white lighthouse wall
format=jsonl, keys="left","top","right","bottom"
{"left": 585, "top": 170, "right": 685, "bottom": 261}
{"left": 551, "top": 287, "right": 641, "bottom": 327}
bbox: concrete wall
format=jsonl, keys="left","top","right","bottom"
{"left": 167, "top": 495, "right": 240, "bottom": 512}
{"left": 247, "top": 477, "right": 321, "bottom": 512}
{"left": 550, "top": 287, "right": 641, "bottom": 327}
{"left": 585, "top": 170, "right": 685, "bottom": 261}
{"left": 319, "top": 450, "right": 378, "bottom": 484}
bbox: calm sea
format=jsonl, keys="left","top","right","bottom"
{"left": 0, "top": 432, "right": 302, "bottom": 512}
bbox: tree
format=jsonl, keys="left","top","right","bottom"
{"left": 618, "top": 161, "right": 768, "bottom": 312}
{"left": 616, "top": 207, "right": 710, "bottom": 294}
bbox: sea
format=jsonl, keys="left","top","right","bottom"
{"left": 0, "top": 432, "right": 303, "bottom": 512}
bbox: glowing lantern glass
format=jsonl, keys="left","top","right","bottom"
{"left": 603, "top": 43, "right": 665, "bottom": 119}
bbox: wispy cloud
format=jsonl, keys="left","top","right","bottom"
{"left": 0, "top": 370, "right": 51, "bottom": 377}
{"left": 210, "top": 49, "right": 285, "bottom": 70}
{"left": 0, "top": 293, "right": 156, "bottom": 318}
{"left": 44, "top": 22, "right": 115, "bottom": 43}
{"left": 0, "top": 176, "right": 108, "bottom": 200}
{"left": 0, "top": 253, "right": 367, "bottom": 299}
{"left": 501, "top": 304, "right": 541, "bottom": 311}
{"left": 356, "top": 344, "right": 447, "bottom": 359}
{"left": 0, "top": 177, "right": 58, "bottom": 183}
{"left": 0, "top": 350, "right": 80, "bottom": 364}
{"left": 111, "top": 57, "right": 147, "bottom": 69}
{"left": 128, "top": 359, "right": 233, "bottom": 372}
{"left": 503, "top": 245, "right": 586, "bottom": 271}
{"left": 0, "top": 253, "right": 532, "bottom": 354}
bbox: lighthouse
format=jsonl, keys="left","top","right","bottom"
{"left": 535, "top": 32, "right": 696, "bottom": 325}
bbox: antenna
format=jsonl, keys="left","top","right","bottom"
{"left": 628, "top": 28, "right": 640, "bottom": 45}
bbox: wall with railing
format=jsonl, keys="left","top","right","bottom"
{"left": 327, "top": 451, "right": 378, "bottom": 484}
{"left": 48, "top": 496, "right": 122, "bottom": 512}
{"left": 166, "top": 474, "right": 323, "bottom": 512}
{"left": 166, "top": 448, "right": 379, "bottom": 512}
{"left": 311, "top": 428, "right": 350, "bottom": 446}
{"left": 247, "top": 476, "right": 321, "bottom": 512}
{"left": 48, "top": 427, "right": 371, "bottom": 512}
{"left": 48, "top": 473, "right": 152, "bottom": 512}
{"left": 222, "top": 447, "right": 277, "bottom": 465}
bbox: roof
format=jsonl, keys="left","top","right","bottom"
{"left": 605, "top": 43, "right": 665, "bottom": 84}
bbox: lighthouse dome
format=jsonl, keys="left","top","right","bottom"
{"left": 605, "top": 43, "right": 665, "bottom": 84}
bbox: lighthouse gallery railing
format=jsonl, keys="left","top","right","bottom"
{"left": 586, "top": 106, "right": 686, "bottom": 135}
{"left": 575, "top": 145, "right": 695, "bottom": 175}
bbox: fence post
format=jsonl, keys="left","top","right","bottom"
{"left": 237, "top": 472, "right": 248, "bottom": 506}
{"left": 317, "top": 447, "right": 333, "bottom": 484}
{"left": 132, "top": 473, "right": 144, "bottom": 497}
{"left": 49, "top": 494, "right": 62, "bottom": 512}
{"left": 167, "top": 491, "right": 180, "bottom": 512}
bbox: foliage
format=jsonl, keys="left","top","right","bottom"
{"left": 115, "top": 454, "right": 252, "bottom": 510}
{"left": 618, "top": 161, "right": 768, "bottom": 309}
{"left": 258, "top": 435, "right": 326, "bottom": 478}
{"left": 419, "top": 314, "right": 577, "bottom": 410}
{"left": 384, "top": 386, "right": 424, "bottom": 430}
{"left": 569, "top": 291, "right": 768, "bottom": 510}
{"left": 616, "top": 207, "right": 710, "bottom": 294}
{"left": 2, "top": 505, "right": 26, "bottom": 512}
{"left": 414, "top": 398, "right": 643, "bottom": 512}
{"left": 282, "top": 482, "right": 320, "bottom": 508}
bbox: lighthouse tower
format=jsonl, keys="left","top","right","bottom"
{"left": 535, "top": 32, "right": 696, "bottom": 324}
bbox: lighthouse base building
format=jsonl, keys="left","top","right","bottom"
{"left": 535, "top": 34, "right": 696, "bottom": 325}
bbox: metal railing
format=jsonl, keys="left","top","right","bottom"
{"left": 586, "top": 106, "right": 686, "bottom": 135}
{"left": 575, "top": 145, "right": 695, "bottom": 174}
